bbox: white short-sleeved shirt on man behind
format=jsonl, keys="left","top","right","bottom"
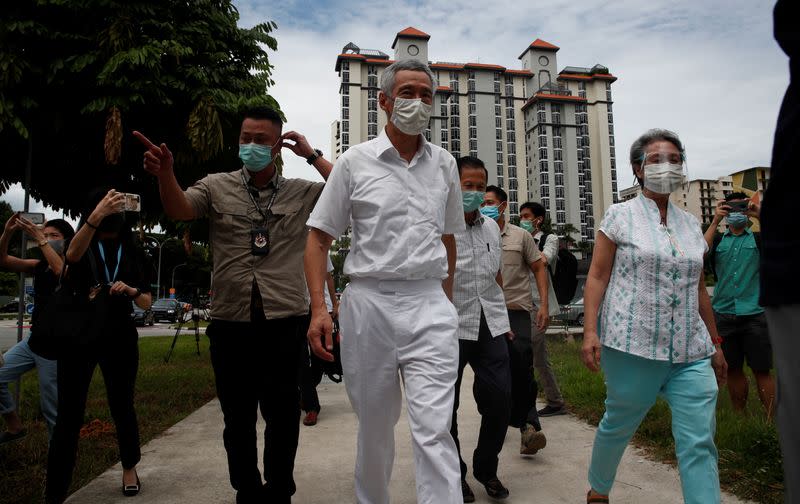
{"left": 453, "top": 215, "right": 510, "bottom": 341}
{"left": 307, "top": 129, "right": 464, "bottom": 280}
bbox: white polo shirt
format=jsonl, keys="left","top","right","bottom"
{"left": 453, "top": 215, "right": 510, "bottom": 340}
{"left": 307, "top": 129, "right": 464, "bottom": 280}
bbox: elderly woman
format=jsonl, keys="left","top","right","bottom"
{"left": 581, "top": 129, "right": 727, "bottom": 504}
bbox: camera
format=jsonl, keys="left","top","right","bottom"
{"left": 726, "top": 200, "right": 749, "bottom": 212}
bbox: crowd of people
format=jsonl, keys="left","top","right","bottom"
{"left": 0, "top": 4, "right": 797, "bottom": 501}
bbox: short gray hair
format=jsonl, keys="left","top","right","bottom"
{"left": 380, "top": 59, "right": 437, "bottom": 98}
{"left": 629, "top": 128, "right": 685, "bottom": 166}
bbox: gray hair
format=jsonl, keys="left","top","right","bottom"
{"left": 380, "top": 59, "right": 437, "bottom": 98}
{"left": 629, "top": 128, "right": 685, "bottom": 166}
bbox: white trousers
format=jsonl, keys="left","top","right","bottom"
{"left": 339, "top": 278, "right": 462, "bottom": 504}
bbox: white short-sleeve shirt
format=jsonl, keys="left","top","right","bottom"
{"left": 453, "top": 215, "right": 511, "bottom": 340}
{"left": 307, "top": 129, "right": 465, "bottom": 280}
{"left": 598, "top": 195, "right": 714, "bottom": 363}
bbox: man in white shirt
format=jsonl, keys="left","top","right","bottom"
{"left": 519, "top": 202, "right": 566, "bottom": 417}
{"left": 450, "top": 156, "right": 513, "bottom": 503}
{"left": 304, "top": 59, "right": 464, "bottom": 504}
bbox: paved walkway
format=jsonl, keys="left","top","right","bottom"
{"left": 67, "top": 369, "right": 751, "bottom": 503}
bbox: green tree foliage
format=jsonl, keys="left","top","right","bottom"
{"left": 0, "top": 0, "right": 281, "bottom": 224}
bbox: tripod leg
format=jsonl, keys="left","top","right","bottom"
{"left": 193, "top": 318, "right": 201, "bottom": 356}
{"left": 164, "top": 321, "right": 184, "bottom": 363}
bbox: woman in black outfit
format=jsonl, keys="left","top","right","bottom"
{"left": 46, "top": 189, "right": 153, "bottom": 503}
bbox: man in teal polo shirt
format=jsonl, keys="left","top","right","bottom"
{"left": 705, "top": 192, "right": 775, "bottom": 418}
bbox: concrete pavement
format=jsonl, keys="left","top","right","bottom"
{"left": 66, "top": 368, "right": 751, "bottom": 504}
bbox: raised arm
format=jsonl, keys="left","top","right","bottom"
{"left": 16, "top": 217, "right": 65, "bottom": 275}
{"left": 280, "top": 131, "right": 333, "bottom": 181}
{"left": 66, "top": 190, "right": 126, "bottom": 264}
{"left": 705, "top": 200, "right": 729, "bottom": 254}
{"left": 0, "top": 214, "right": 38, "bottom": 274}
{"left": 133, "top": 131, "right": 196, "bottom": 221}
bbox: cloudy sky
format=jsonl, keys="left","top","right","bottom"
{"left": 2, "top": 0, "right": 788, "bottom": 218}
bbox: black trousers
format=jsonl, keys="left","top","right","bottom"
{"left": 46, "top": 334, "right": 141, "bottom": 504}
{"left": 207, "top": 311, "right": 307, "bottom": 503}
{"left": 450, "top": 311, "right": 512, "bottom": 482}
{"left": 507, "top": 309, "right": 542, "bottom": 431}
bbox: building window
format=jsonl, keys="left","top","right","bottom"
{"left": 368, "top": 124, "right": 377, "bottom": 137}
{"left": 496, "top": 140, "right": 503, "bottom": 151}
{"left": 368, "top": 75, "right": 377, "bottom": 88}
{"left": 342, "top": 133, "right": 349, "bottom": 145}
{"left": 554, "top": 161, "right": 563, "bottom": 173}
{"left": 578, "top": 81, "right": 586, "bottom": 99}
{"left": 342, "top": 96, "right": 349, "bottom": 108}
{"left": 368, "top": 111, "right": 377, "bottom": 123}
{"left": 556, "top": 199, "right": 565, "bottom": 211}
{"left": 537, "top": 110, "right": 546, "bottom": 123}
{"left": 555, "top": 186, "right": 565, "bottom": 198}
{"left": 451, "top": 128, "right": 460, "bottom": 140}
{"left": 342, "top": 120, "right": 349, "bottom": 132}
{"left": 556, "top": 211, "right": 566, "bottom": 224}
{"left": 508, "top": 155, "right": 516, "bottom": 166}
{"left": 469, "top": 116, "right": 477, "bottom": 127}
{"left": 469, "top": 127, "right": 477, "bottom": 139}
{"left": 469, "top": 139, "right": 478, "bottom": 151}
{"left": 468, "top": 92, "right": 476, "bottom": 104}
{"left": 540, "top": 172, "right": 549, "bottom": 185}
{"left": 342, "top": 71, "right": 350, "bottom": 83}
{"left": 539, "top": 160, "right": 548, "bottom": 172}
{"left": 541, "top": 186, "right": 550, "bottom": 198}
{"left": 368, "top": 100, "right": 377, "bottom": 111}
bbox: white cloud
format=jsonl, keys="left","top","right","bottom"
{"left": 238, "top": 0, "right": 787, "bottom": 186}
{"left": 3, "top": 0, "right": 787, "bottom": 215}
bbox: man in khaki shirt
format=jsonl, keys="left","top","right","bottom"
{"left": 134, "top": 107, "right": 332, "bottom": 504}
{"left": 481, "top": 185, "right": 551, "bottom": 457}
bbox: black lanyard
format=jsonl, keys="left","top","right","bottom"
{"left": 241, "top": 170, "right": 279, "bottom": 224}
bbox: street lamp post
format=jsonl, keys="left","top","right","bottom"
{"left": 171, "top": 263, "right": 188, "bottom": 298}
{"left": 145, "top": 235, "right": 180, "bottom": 299}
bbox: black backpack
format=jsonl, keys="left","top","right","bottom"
{"left": 539, "top": 233, "right": 579, "bottom": 305}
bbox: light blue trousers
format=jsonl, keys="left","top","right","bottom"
{"left": 588, "top": 346, "right": 720, "bottom": 503}
{"left": 0, "top": 337, "right": 58, "bottom": 439}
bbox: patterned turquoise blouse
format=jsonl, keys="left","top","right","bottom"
{"left": 597, "top": 195, "right": 714, "bottom": 363}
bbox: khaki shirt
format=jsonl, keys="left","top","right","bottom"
{"left": 500, "top": 223, "right": 542, "bottom": 312}
{"left": 185, "top": 169, "right": 324, "bottom": 321}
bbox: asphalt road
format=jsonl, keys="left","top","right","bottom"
{"left": 0, "top": 319, "right": 205, "bottom": 353}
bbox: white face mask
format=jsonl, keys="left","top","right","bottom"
{"left": 643, "top": 162, "right": 684, "bottom": 194}
{"left": 390, "top": 97, "right": 432, "bottom": 136}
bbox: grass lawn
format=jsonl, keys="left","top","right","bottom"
{"left": 548, "top": 336, "right": 784, "bottom": 504}
{"left": 0, "top": 335, "right": 216, "bottom": 504}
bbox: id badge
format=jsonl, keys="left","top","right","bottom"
{"left": 250, "top": 228, "right": 270, "bottom": 256}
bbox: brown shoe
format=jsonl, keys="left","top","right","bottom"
{"left": 520, "top": 424, "right": 547, "bottom": 455}
{"left": 587, "top": 489, "right": 609, "bottom": 503}
{"left": 303, "top": 411, "right": 318, "bottom": 426}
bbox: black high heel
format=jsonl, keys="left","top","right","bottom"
{"left": 122, "top": 472, "right": 141, "bottom": 497}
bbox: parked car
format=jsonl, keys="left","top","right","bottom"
{"left": 553, "top": 297, "right": 584, "bottom": 327}
{"left": 151, "top": 298, "right": 182, "bottom": 323}
{"left": 132, "top": 306, "right": 155, "bottom": 326}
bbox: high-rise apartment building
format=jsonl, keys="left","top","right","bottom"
{"left": 332, "top": 27, "right": 619, "bottom": 241}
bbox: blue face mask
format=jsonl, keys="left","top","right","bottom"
{"left": 727, "top": 212, "right": 748, "bottom": 228}
{"left": 462, "top": 191, "right": 484, "bottom": 212}
{"left": 239, "top": 142, "right": 277, "bottom": 172}
{"left": 480, "top": 205, "right": 500, "bottom": 221}
{"left": 519, "top": 220, "right": 534, "bottom": 233}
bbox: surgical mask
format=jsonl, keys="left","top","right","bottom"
{"left": 239, "top": 142, "right": 278, "bottom": 172}
{"left": 48, "top": 239, "right": 65, "bottom": 255}
{"left": 519, "top": 220, "right": 534, "bottom": 233}
{"left": 480, "top": 205, "right": 500, "bottom": 221}
{"left": 643, "top": 162, "right": 684, "bottom": 194}
{"left": 727, "top": 212, "right": 748, "bottom": 228}
{"left": 462, "top": 191, "right": 484, "bottom": 212}
{"left": 390, "top": 97, "right": 432, "bottom": 136}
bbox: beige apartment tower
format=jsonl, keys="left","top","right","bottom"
{"left": 333, "top": 27, "right": 619, "bottom": 241}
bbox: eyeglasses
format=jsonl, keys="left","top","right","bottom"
{"left": 642, "top": 152, "right": 684, "bottom": 165}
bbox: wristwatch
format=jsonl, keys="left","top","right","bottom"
{"left": 38, "top": 239, "right": 48, "bottom": 247}
{"left": 130, "top": 288, "right": 142, "bottom": 299}
{"left": 306, "top": 148, "right": 324, "bottom": 165}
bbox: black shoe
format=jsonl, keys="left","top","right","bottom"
{"left": 537, "top": 404, "right": 567, "bottom": 417}
{"left": 480, "top": 477, "right": 509, "bottom": 499}
{"left": 461, "top": 479, "right": 475, "bottom": 503}
{"left": 0, "top": 429, "right": 27, "bottom": 445}
{"left": 122, "top": 473, "right": 140, "bottom": 497}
